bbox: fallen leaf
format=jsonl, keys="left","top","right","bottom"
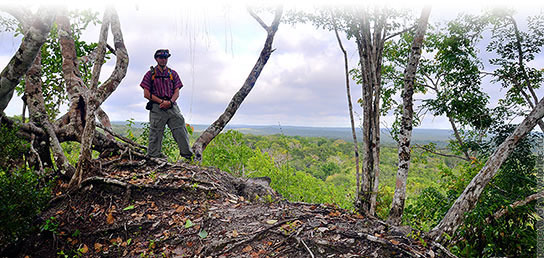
{"left": 232, "top": 230, "right": 239, "bottom": 237}
{"left": 390, "top": 239, "right": 400, "bottom": 245}
{"left": 175, "top": 206, "right": 185, "bottom": 213}
{"left": 198, "top": 230, "right": 208, "bottom": 239}
{"left": 185, "top": 219, "right": 195, "bottom": 228}
{"left": 106, "top": 212, "right": 114, "bottom": 225}
{"left": 328, "top": 211, "right": 341, "bottom": 217}
{"left": 242, "top": 245, "right": 253, "bottom": 253}
{"left": 80, "top": 244, "right": 89, "bottom": 254}
{"left": 123, "top": 205, "right": 135, "bottom": 211}
{"left": 94, "top": 243, "right": 103, "bottom": 252}
{"left": 266, "top": 219, "right": 278, "bottom": 225}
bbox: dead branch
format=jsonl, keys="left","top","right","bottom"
{"left": 211, "top": 216, "right": 308, "bottom": 256}
{"left": 96, "top": 122, "right": 147, "bottom": 150}
{"left": 414, "top": 144, "right": 469, "bottom": 161}
{"left": 80, "top": 176, "right": 216, "bottom": 192}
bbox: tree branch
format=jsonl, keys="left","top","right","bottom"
{"left": 0, "top": 7, "right": 55, "bottom": 112}
{"left": 414, "top": 144, "right": 469, "bottom": 161}
{"left": 487, "top": 189, "right": 544, "bottom": 222}
{"left": 90, "top": 9, "right": 111, "bottom": 90}
{"left": 95, "top": 7, "right": 129, "bottom": 104}
{"left": 247, "top": 7, "right": 268, "bottom": 30}
{"left": 384, "top": 24, "right": 416, "bottom": 42}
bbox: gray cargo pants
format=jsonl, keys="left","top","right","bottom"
{"left": 147, "top": 103, "right": 193, "bottom": 159}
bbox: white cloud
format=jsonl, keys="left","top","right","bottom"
{"left": 1, "top": 3, "right": 543, "bottom": 131}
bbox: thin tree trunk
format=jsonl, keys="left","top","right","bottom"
{"left": 430, "top": 96, "right": 544, "bottom": 241}
{"left": 331, "top": 15, "right": 361, "bottom": 203}
{"left": 446, "top": 114, "right": 472, "bottom": 160}
{"left": 509, "top": 16, "right": 544, "bottom": 132}
{"left": 388, "top": 6, "right": 431, "bottom": 225}
{"left": 0, "top": 7, "right": 55, "bottom": 112}
{"left": 192, "top": 7, "right": 282, "bottom": 160}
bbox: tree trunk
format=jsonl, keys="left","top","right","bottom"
{"left": 353, "top": 8, "right": 389, "bottom": 215}
{"left": 24, "top": 52, "right": 76, "bottom": 177}
{"left": 430, "top": 96, "right": 544, "bottom": 241}
{"left": 388, "top": 6, "right": 431, "bottom": 225}
{"left": 0, "top": 7, "right": 55, "bottom": 112}
{"left": 192, "top": 7, "right": 283, "bottom": 160}
{"left": 331, "top": 15, "right": 361, "bottom": 202}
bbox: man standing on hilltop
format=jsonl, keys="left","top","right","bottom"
{"left": 140, "top": 49, "right": 193, "bottom": 161}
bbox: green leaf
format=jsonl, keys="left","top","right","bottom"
{"left": 198, "top": 230, "right": 208, "bottom": 239}
{"left": 184, "top": 219, "right": 195, "bottom": 228}
{"left": 123, "top": 205, "right": 135, "bottom": 211}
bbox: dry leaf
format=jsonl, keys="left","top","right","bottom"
{"left": 106, "top": 212, "right": 114, "bottom": 225}
{"left": 80, "top": 244, "right": 89, "bottom": 254}
{"left": 242, "top": 245, "right": 253, "bottom": 253}
{"left": 266, "top": 219, "right": 278, "bottom": 225}
{"left": 232, "top": 230, "right": 239, "bottom": 237}
{"left": 175, "top": 206, "right": 185, "bottom": 213}
{"left": 94, "top": 243, "right": 103, "bottom": 252}
{"left": 390, "top": 239, "right": 400, "bottom": 245}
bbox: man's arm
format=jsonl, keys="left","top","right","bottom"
{"left": 170, "top": 87, "right": 179, "bottom": 103}
{"left": 144, "top": 88, "right": 167, "bottom": 104}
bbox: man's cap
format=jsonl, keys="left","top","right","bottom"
{"left": 154, "top": 49, "right": 171, "bottom": 58}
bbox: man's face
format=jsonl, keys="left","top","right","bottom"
{"left": 156, "top": 56, "right": 168, "bottom": 67}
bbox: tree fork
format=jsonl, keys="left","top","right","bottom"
{"left": 191, "top": 6, "right": 283, "bottom": 160}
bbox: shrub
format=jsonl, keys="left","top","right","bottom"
{"left": 0, "top": 168, "right": 51, "bottom": 248}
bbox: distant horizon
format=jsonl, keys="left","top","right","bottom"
{"left": 111, "top": 120, "right": 455, "bottom": 131}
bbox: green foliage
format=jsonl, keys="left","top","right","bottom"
{"left": 406, "top": 125, "right": 541, "bottom": 257}
{"left": 14, "top": 10, "right": 103, "bottom": 120}
{"left": 0, "top": 124, "right": 30, "bottom": 171}
{"left": 487, "top": 9, "right": 544, "bottom": 119}
{"left": 246, "top": 149, "right": 355, "bottom": 209}
{"left": 451, "top": 126, "right": 541, "bottom": 258}
{"left": 0, "top": 168, "right": 51, "bottom": 247}
{"left": 201, "top": 130, "right": 253, "bottom": 176}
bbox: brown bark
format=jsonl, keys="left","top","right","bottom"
{"left": 191, "top": 6, "right": 283, "bottom": 160}
{"left": 388, "top": 6, "right": 431, "bottom": 225}
{"left": 430, "top": 96, "right": 544, "bottom": 241}
{"left": 0, "top": 7, "right": 55, "bottom": 113}
{"left": 331, "top": 14, "right": 361, "bottom": 202}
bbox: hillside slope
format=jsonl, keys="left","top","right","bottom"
{"left": 9, "top": 156, "right": 455, "bottom": 257}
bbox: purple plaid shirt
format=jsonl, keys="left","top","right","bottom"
{"left": 140, "top": 66, "right": 183, "bottom": 100}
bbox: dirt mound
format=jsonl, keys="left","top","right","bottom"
{"left": 9, "top": 156, "right": 455, "bottom": 257}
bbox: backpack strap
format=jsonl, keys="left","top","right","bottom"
{"left": 149, "top": 66, "right": 156, "bottom": 95}
{"left": 149, "top": 66, "right": 175, "bottom": 98}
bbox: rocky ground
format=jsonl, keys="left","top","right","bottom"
{"left": 7, "top": 155, "right": 456, "bottom": 257}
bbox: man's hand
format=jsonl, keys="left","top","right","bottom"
{"left": 159, "top": 100, "right": 172, "bottom": 109}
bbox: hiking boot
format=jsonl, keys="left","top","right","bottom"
{"left": 146, "top": 153, "right": 168, "bottom": 161}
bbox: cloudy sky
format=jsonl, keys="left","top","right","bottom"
{"left": 1, "top": 1, "right": 543, "bottom": 129}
